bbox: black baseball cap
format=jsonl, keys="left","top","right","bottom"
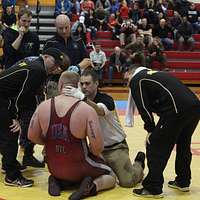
{"left": 42, "top": 48, "right": 66, "bottom": 69}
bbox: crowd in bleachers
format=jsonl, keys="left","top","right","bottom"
{"left": 0, "top": 0, "right": 200, "bottom": 81}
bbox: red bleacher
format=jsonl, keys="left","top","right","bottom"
{"left": 95, "top": 31, "right": 200, "bottom": 84}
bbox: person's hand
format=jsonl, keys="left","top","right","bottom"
{"left": 62, "top": 86, "right": 85, "bottom": 100}
{"left": 9, "top": 119, "right": 21, "bottom": 134}
{"left": 18, "top": 26, "right": 26, "bottom": 37}
{"left": 79, "top": 58, "right": 91, "bottom": 69}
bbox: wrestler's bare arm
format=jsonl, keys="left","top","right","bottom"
{"left": 28, "top": 100, "right": 50, "bottom": 145}
{"left": 86, "top": 106, "right": 104, "bottom": 156}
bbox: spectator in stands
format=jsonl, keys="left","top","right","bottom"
{"left": 170, "top": 11, "right": 182, "bottom": 39}
{"left": 95, "top": 4, "right": 108, "bottom": 31}
{"left": 1, "top": 0, "right": 16, "bottom": 12}
{"left": 90, "top": 43, "right": 107, "bottom": 81}
{"left": 119, "top": 19, "right": 137, "bottom": 47}
{"left": 1, "top": 2, "right": 16, "bottom": 28}
{"left": 125, "top": 35, "right": 146, "bottom": 66}
{"left": 187, "top": 3, "right": 200, "bottom": 33}
{"left": 54, "top": 0, "right": 72, "bottom": 18}
{"left": 95, "top": 0, "right": 111, "bottom": 16}
{"left": 155, "top": 0, "right": 169, "bottom": 16}
{"left": 64, "top": 68, "right": 145, "bottom": 188}
{"left": 153, "top": 18, "right": 174, "bottom": 50}
{"left": 85, "top": 9, "right": 97, "bottom": 44}
{"left": 112, "top": 11, "right": 123, "bottom": 39}
{"left": 108, "top": 13, "right": 118, "bottom": 39}
{"left": 108, "top": 46, "right": 127, "bottom": 83}
{"left": 71, "top": 0, "right": 81, "bottom": 16}
{"left": 146, "top": 36, "right": 167, "bottom": 69}
{"left": 137, "top": 17, "right": 153, "bottom": 47}
{"left": 28, "top": 71, "right": 116, "bottom": 198}
{"left": 110, "top": 0, "right": 120, "bottom": 14}
{"left": 80, "top": 0, "right": 95, "bottom": 15}
{"left": 195, "top": 16, "right": 200, "bottom": 34}
{"left": 173, "top": 0, "right": 190, "bottom": 16}
{"left": 120, "top": 0, "right": 129, "bottom": 20}
{"left": 129, "top": 2, "right": 142, "bottom": 25}
{"left": 176, "top": 16, "right": 194, "bottom": 51}
{"left": 71, "top": 16, "right": 87, "bottom": 45}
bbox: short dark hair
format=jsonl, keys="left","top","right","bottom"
{"left": 81, "top": 67, "right": 99, "bottom": 82}
{"left": 18, "top": 7, "right": 32, "bottom": 19}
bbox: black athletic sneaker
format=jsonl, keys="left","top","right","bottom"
{"left": 133, "top": 188, "right": 164, "bottom": 198}
{"left": 134, "top": 151, "right": 145, "bottom": 169}
{"left": 48, "top": 175, "right": 61, "bottom": 196}
{"left": 1, "top": 163, "right": 27, "bottom": 174}
{"left": 4, "top": 176, "right": 34, "bottom": 187}
{"left": 69, "top": 177, "right": 97, "bottom": 200}
{"left": 22, "top": 155, "right": 45, "bottom": 168}
{"left": 168, "top": 180, "right": 190, "bottom": 192}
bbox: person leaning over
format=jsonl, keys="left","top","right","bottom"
{"left": 0, "top": 47, "right": 68, "bottom": 187}
{"left": 124, "top": 64, "right": 200, "bottom": 198}
{"left": 28, "top": 71, "right": 116, "bottom": 199}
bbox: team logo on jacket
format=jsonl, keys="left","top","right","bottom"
{"left": 147, "top": 70, "right": 157, "bottom": 75}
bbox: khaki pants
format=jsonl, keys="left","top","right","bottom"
{"left": 102, "top": 140, "right": 144, "bottom": 187}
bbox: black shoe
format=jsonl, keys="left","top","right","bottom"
{"left": 1, "top": 163, "right": 27, "bottom": 174}
{"left": 133, "top": 188, "right": 164, "bottom": 198}
{"left": 48, "top": 175, "right": 61, "bottom": 196}
{"left": 4, "top": 175, "right": 34, "bottom": 187}
{"left": 134, "top": 151, "right": 145, "bottom": 169}
{"left": 168, "top": 180, "right": 189, "bottom": 192}
{"left": 69, "top": 177, "right": 97, "bottom": 200}
{"left": 22, "top": 155, "right": 45, "bottom": 168}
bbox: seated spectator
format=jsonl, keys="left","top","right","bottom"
{"left": 54, "top": 0, "right": 72, "bottom": 18}
{"left": 176, "top": 16, "right": 195, "bottom": 51}
{"left": 2, "top": 0, "right": 16, "bottom": 12}
{"left": 129, "top": 2, "right": 142, "bottom": 25}
{"left": 71, "top": 16, "right": 87, "bottom": 45}
{"left": 137, "top": 17, "right": 153, "bottom": 47}
{"left": 119, "top": 0, "right": 129, "bottom": 20}
{"left": 28, "top": 71, "right": 116, "bottom": 198}
{"left": 1, "top": 2, "right": 16, "bottom": 28}
{"left": 80, "top": 0, "right": 95, "bottom": 15}
{"left": 155, "top": 0, "right": 169, "bottom": 16}
{"left": 71, "top": 0, "right": 81, "bottom": 16}
{"left": 170, "top": 11, "right": 182, "bottom": 39}
{"left": 187, "top": 3, "right": 200, "bottom": 33}
{"left": 108, "top": 46, "right": 127, "bottom": 83}
{"left": 125, "top": 35, "right": 146, "bottom": 66}
{"left": 108, "top": 13, "right": 118, "bottom": 39}
{"left": 119, "top": 19, "right": 137, "bottom": 47}
{"left": 146, "top": 36, "right": 167, "bottom": 69}
{"left": 110, "top": 0, "right": 120, "bottom": 14}
{"left": 153, "top": 18, "right": 174, "bottom": 50}
{"left": 195, "top": 16, "right": 200, "bottom": 34}
{"left": 85, "top": 9, "right": 97, "bottom": 45}
{"left": 112, "top": 11, "right": 123, "bottom": 39}
{"left": 90, "top": 43, "right": 107, "bottom": 81}
{"left": 95, "top": 0, "right": 111, "bottom": 16}
{"left": 95, "top": 4, "right": 108, "bottom": 31}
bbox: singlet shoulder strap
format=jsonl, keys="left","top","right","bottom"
{"left": 65, "top": 100, "right": 82, "bottom": 118}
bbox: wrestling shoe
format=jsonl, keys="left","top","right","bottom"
{"left": 168, "top": 180, "right": 190, "bottom": 192}
{"left": 4, "top": 175, "right": 34, "bottom": 187}
{"left": 134, "top": 151, "right": 145, "bottom": 169}
{"left": 69, "top": 177, "right": 97, "bottom": 200}
{"left": 48, "top": 175, "right": 61, "bottom": 196}
{"left": 133, "top": 188, "right": 164, "bottom": 198}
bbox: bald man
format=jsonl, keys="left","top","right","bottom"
{"left": 43, "top": 14, "right": 90, "bottom": 98}
{"left": 44, "top": 14, "right": 89, "bottom": 68}
{"left": 28, "top": 71, "right": 116, "bottom": 199}
{"left": 108, "top": 46, "right": 127, "bottom": 83}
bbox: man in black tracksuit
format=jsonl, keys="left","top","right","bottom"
{"left": 124, "top": 65, "right": 200, "bottom": 198}
{"left": 0, "top": 48, "right": 67, "bottom": 187}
